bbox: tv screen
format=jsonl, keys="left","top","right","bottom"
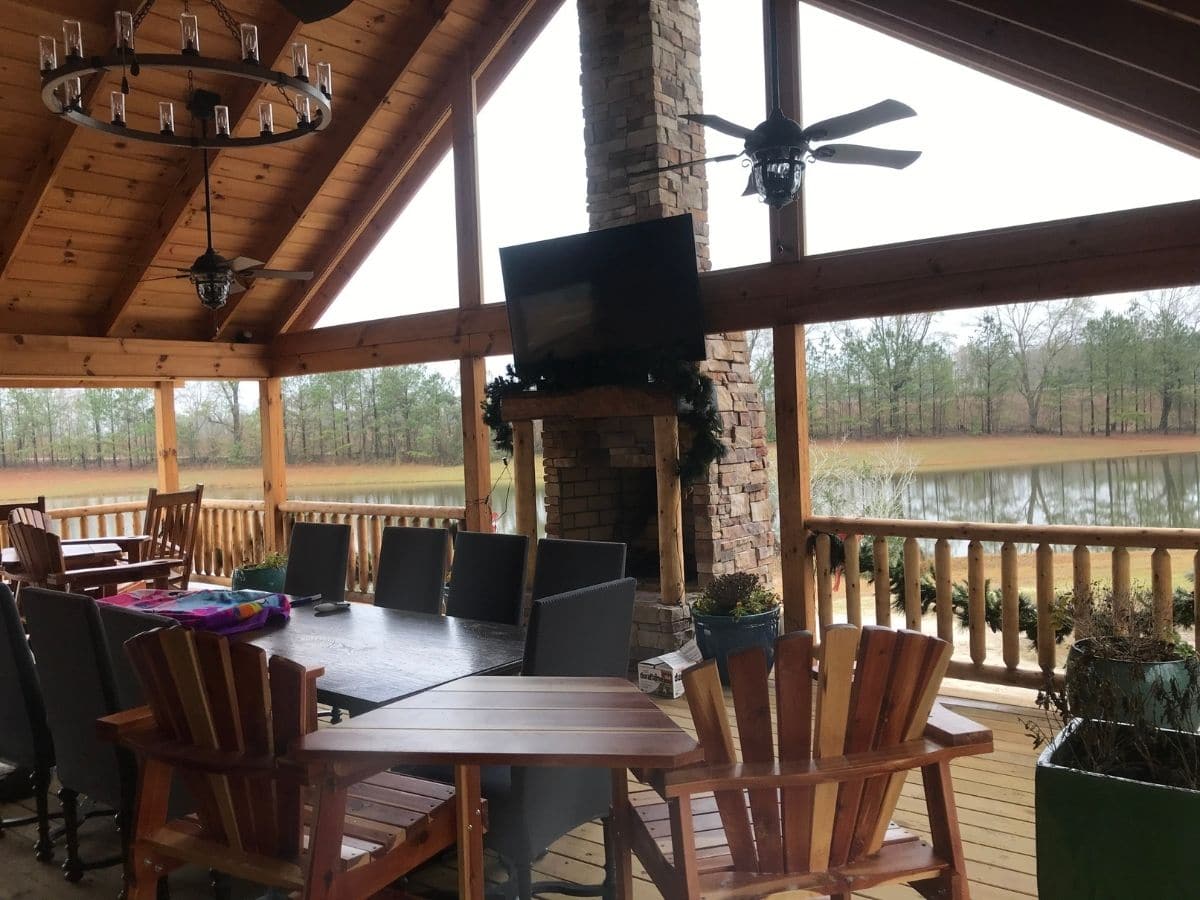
{"left": 500, "top": 214, "right": 706, "bottom": 377}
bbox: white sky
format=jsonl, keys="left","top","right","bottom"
{"left": 317, "top": 1, "right": 1200, "bottom": 373}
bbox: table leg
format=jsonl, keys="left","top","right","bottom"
{"left": 609, "top": 768, "right": 633, "bottom": 900}
{"left": 455, "top": 763, "right": 484, "bottom": 900}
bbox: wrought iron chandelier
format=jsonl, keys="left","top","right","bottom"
{"left": 38, "top": 0, "right": 333, "bottom": 149}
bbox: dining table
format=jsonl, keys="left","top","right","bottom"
{"left": 1, "top": 540, "right": 126, "bottom": 571}
{"left": 292, "top": 675, "right": 703, "bottom": 900}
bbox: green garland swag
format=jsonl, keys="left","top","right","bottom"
{"left": 481, "top": 353, "right": 727, "bottom": 486}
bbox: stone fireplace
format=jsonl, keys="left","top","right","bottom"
{"left": 538, "top": 0, "right": 777, "bottom": 657}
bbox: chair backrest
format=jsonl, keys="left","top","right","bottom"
{"left": 284, "top": 522, "right": 350, "bottom": 604}
{"left": 682, "top": 624, "right": 952, "bottom": 877}
{"left": 96, "top": 603, "right": 177, "bottom": 710}
{"left": 7, "top": 517, "right": 65, "bottom": 583}
{"left": 0, "top": 585, "right": 54, "bottom": 770}
{"left": 530, "top": 538, "right": 627, "bottom": 601}
{"left": 445, "top": 531, "right": 528, "bottom": 625}
{"left": 524, "top": 578, "right": 637, "bottom": 676}
{"left": 143, "top": 485, "right": 203, "bottom": 585}
{"left": 125, "top": 626, "right": 316, "bottom": 859}
{"left": 0, "top": 498, "right": 47, "bottom": 548}
{"left": 22, "top": 587, "right": 125, "bottom": 805}
{"left": 373, "top": 526, "right": 449, "bottom": 614}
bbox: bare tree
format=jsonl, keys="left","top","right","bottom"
{"left": 997, "top": 299, "right": 1091, "bottom": 431}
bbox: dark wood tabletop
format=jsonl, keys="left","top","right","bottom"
{"left": 244, "top": 603, "right": 526, "bottom": 716}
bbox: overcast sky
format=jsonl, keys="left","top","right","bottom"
{"left": 318, "top": 1, "right": 1200, "bottom": 374}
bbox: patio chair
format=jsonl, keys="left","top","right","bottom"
{"left": 0, "top": 497, "right": 46, "bottom": 552}
{"left": 141, "top": 484, "right": 204, "bottom": 589}
{"left": 0, "top": 584, "right": 58, "bottom": 863}
{"left": 373, "top": 525, "right": 449, "bottom": 614}
{"left": 628, "top": 624, "right": 994, "bottom": 900}
{"left": 101, "top": 626, "right": 463, "bottom": 900}
{"left": 95, "top": 603, "right": 177, "bottom": 709}
{"left": 527, "top": 537, "right": 627, "bottom": 625}
{"left": 445, "top": 531, "right": 529, "bottom": 626}
{"left": 284, "top": 521, "right": 350, "bottom": 605}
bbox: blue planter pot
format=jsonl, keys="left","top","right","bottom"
{"left": 231, "top": 565, "right": 286, "bottom": 594}
{"left": 692, "top": 607, "right": 781, "bottom": 685}
{"left": 1065, "top": 639, "right": 1200, "bottom": 730}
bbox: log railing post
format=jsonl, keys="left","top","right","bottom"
{"left": 903, "top": 536, "right": 922, "bottom": 631}
{"left": 1036, "top": 544, "right": 1055, "bottom": 677}
{"left": 1151, "top": 548, "right": 1173, "bottom": 641}
{"left": 259, "top": 377, "right": 288, "bottom": 554}
{"left": 1112, "top": 546, "right": 1131, "bottom": 635}
{"left": 153, "top": 381, "right": 180, "bottom": 492}
{"left": 844, "top": 534, "right": 861, "bottom": 627}
{"left": 1072, "top": 545, "right": 1092, "bottom": 639}
{"left": 815, "top": 533, "right": 833, "bottom": 631}
{"left": 1000, "top": 541, "right": 1019, "bottom": 672}
{"left": 873, "top": 536, "right": 891, "bottom": 627}
{"left": 934, "top": 538, "right": 953, "bottom": 643}
{"left": 968, "top": 540, "right": 985, "bottom": 667}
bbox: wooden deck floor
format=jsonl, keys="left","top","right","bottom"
{"left": 0, "top": 680, "right": 1042, "bottom": 899}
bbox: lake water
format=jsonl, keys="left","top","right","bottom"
{"left": 49, "top": 451, "right": 1200, "bottom": 539}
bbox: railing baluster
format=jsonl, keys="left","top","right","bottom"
{"left": 968, "top": 540, "right": 985, "bottom": 667}
{"left": 934, "top": 538, "right": 952, "bottom": 643}
{"left": 1001, "top": 542, "right": 1019, "bottom": 672}
{"left": 873, "top": 536, "right": 890, "bottom": 627}
{"left": 79, "top": 515, "right": 89, "bottom": 539}
{"left": 356, "top": 514, "right": 370, "bottom": 593}
{"left": 1072, "top": 545, "right": 1092, "bottom": 640}
{"left": 1037, "top": 543, "right": 1055, "bottom": 677}
{"left": 1151, "top": 548, "right": 1173, "bottom": 641}
{"left": 903, "top": 537, "right": 922, "bottom": 631}
{"left": 815, "top": 533, "right": 833, "bottom": 631}
{"left": 371, "top": 517, "right": 384, "bottom": 595}
{"left": 844, "top": 534, "right": 861, "bottom": 628}
{"left": 1112, "top": 546, "right": 1131, "bottom": 636}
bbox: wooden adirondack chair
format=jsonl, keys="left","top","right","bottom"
{"left": 99, "top": 627, "right": 462, "bottom": 900}
{"left": 141, "top": 485, "right": 203, "bottom": 588}
{"left": 629, "top": 624, "right": 993, "bottom": 899}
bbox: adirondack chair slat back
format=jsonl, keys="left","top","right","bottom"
{"left": 681, "top": 624, "right": 953, "bottom": 877}
{"left": 7, "top": 515, "right": 65, "bottom": 583}
{"left": 0, "top": 498, "right": 46, "bottom": 548}
{"left": 124, "top": 627, "right": 314, "bottom": 860}
{"left": 143, "top": 485, "right": 203, "bottom": 586}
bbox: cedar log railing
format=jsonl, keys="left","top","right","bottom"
{"left": 806, "top": 516, "right": 1200, "bottom": 688}
{"left": 41, "top": 498, "right": 465, "bottom": 596}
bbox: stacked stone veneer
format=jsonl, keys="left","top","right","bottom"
{"left": 557, "top": 0, "right": 776, "bottom": 656}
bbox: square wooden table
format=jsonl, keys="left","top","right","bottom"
{"left": 293, "top": 675, "right": 702, "bottom": 899}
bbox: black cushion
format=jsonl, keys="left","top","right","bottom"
{"left": 445, "top": 531, "right": 528, "bottom": 626}
{"left": 530, "top": 538, "right": 627, "bottom": 601}
{"left": 0, "top": 585, "right": 53, "bottom": 770}
{"left": 284, "top": 522, "right": 351, "bottom": 605}
{"left": 373, "top": 526, "right": 448, "bottom": 615}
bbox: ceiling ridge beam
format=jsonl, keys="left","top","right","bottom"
{"left": 263, "top": 0, "right": 566, "bottom": 338}
{"left": 206, "top": 0, "right": 457, "bottom": 340}
{"left": 96, "top": 11, "right": 304, "bottom": 336}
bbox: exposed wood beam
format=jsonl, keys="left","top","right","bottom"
{"left": 268, "top": 0, "right": 566, "bottom": 336}
{"left": 204, "top": 0, "right": 454, "bottom": 340}
{"left": 0, "top": 334, "right": 270, "bottom": 379}
{"left": 269, "top": 198, "right": 1200, "bottom": 375}
{"left": 96, "top": 10, "right": 304, "bottom": 336}
{"left": 807, "top": 0, "right": 1200, "bottom": 157}
{"left": 153, "top": 381, "right": 180, "bottom": 491}
{"left": 0, "top": 378, "right": 187, "bottom": 389}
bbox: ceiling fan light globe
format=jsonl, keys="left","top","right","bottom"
{"left": 752, "top": 149, "right": 805, "bottom": 209}
{"left": 191, "top": 268, "right": 235, "bottom": 310}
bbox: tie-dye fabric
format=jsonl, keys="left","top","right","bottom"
{"left": 98, "top": 588, "right": 292, "bottom": 635}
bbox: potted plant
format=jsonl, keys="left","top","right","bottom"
{"left": 231, "top": 551, "right": 288, "bottom": 593}
{"left": 1027, "top": 585, "right": 1200, "bottom": 897}
{"left": 691, "top": 572, "right": 781, "bottom": 684}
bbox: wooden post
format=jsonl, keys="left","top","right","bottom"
{"left": 934, "top": 538, "right": 953, "bottom": 643}
{"left": 767, "top": 0, "right": 810, "bottom": 633}
{"left": 1001, "top": 542, "right": 1020, "bottom": 671}
{"left": 844, "top": 534, "right": 861, "bottom": 627}
{"left": 153, "top": 381, "right": 180, "bottom": 492}
{"left": 1036, "top": 544, "right": 1055, "bottom": 676}
{"left": 259, "top": 378, "right": 287, "bottom": 553}
{"left": 512, "top": 420, "right": 538, "bottom": 575}
{"left": 1151, "top": 548, "right": 1173, "bottom": 641}
{"left": 452, "top": 64, "right": 493, "bottom": 534}
{"left": 903, "top": 536, "right": 922, "bottom": 631}
{"left": 653, "top": 415, "right": 686, "bottom": 605}
{"left": 968, "top": 540, "right": 985, "bottom": 666}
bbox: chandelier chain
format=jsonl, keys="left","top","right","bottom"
{"left": 206, "top": 0, "right": 244, "bottom": 44}
{"left": 131, "top": 0, "right": 157, "bottom": 33}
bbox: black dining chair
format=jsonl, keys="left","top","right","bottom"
{"left": 0, "top": 583, "right": 58, "bottom": 863}
{"left": 528, "top": 537, "right": 627, "bottom": 623}
{"left": 373, "top": 525, "right": 449, "bottom": 615}
{"left": 445, "top": 531, "right": 529, "bottom": 626}
{"left": 22, "top": 587, "right": 130, "bottom": 883}
{"left": 95, "top": 603, "right": 177, "bottom": 709}
{"left": 284, "top": 521, "right": 351, "bottom": 604}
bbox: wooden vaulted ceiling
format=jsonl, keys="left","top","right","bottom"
{"left": 0, "top": 0, "right": 1198, "bottom": 364}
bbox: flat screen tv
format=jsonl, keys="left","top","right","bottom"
{"left": 500, "top": 214, "right": 705, "bottom": 377}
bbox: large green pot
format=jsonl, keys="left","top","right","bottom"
{"left": 1036, "top": 718, "right": 1200, "bottom": 898}
{"left": 692, "top": 607, "right": 780, "bottom": 685}
{"left": 1065, "top": 638, "right": 1200, "bottom": 730}
{"left": 231, "top": 565, "right": 286, "bottom": 594}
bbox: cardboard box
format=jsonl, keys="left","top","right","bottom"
{"left": 637, "top": 640, "right": 702, "bottom": 699}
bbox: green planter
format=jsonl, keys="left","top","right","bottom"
{"left": 1036, "top": 719, "right": 1200, "bottom": 898}
{"left": 1065, "top": 639, "right": 1200, "bottom": 730}
{"left": 692, "top": 607, "right": 780, "bottom": 685}
{"left": 231, "top": 565, "right": 286, "bottom": 594}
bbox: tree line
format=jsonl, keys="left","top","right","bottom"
{"left": 751, "top": 289, "right": 1200, "bottom": 440}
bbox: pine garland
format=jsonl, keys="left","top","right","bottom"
{"left": 481, "top": 353, "right": 727, "bottom": 486}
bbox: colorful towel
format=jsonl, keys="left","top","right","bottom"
{"left": 98, "top": 588, "right": 292, "bottom": 635}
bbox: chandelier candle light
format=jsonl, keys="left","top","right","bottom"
{"left": 38, "top": 0, "right": 333, "bottom": 149}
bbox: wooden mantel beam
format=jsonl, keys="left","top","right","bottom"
{"left": 270, "top": 197, "right": 1200, "bottom": 375}
{"left": 0, "top": 334, "right": 270, "bottom": 380}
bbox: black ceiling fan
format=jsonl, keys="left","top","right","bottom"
{"left": 646, "top": 3, "right": 921, "bottom": 208}
{"left": 147, "top": 145, "right": 313, "bottom": 311}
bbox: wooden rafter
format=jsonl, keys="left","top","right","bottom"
{"left": 96, "top": 10, "right": 304, "bottom": 336}
{"left": 202, "top": 0, "right": 456, "bottom": 340}
{"left": 263, "top": 0, "right": 566, "bottom": 337}
{"left": 0, "top": 334, "right": 269, "bottom": 380}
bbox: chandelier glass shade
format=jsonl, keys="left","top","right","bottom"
{"left": 38, "top": 1, "right": 333, "bottom": 150}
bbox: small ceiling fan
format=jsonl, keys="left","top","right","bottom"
{"left": 147, "top": 145, "right": 313, "bottom": 311}
{"left": 646, "top": 3, "right": 921, "bottom": 208}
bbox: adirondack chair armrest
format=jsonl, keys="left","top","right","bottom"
{"left": 115, "top": 730, "right": 284, "bottom": 777}
{"left": 97, "top": 705, "right": 158, "bottom": 742}
{"left": 48, "top": 558, "right": 184, "bottom": 585}
{"left": 661, "top": 737, "right": 981, "bottom": 799}
{"left": 924, "top": 702, "right": 993, "bottom": 748}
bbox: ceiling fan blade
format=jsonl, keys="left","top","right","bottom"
{"left": 641, "top": 153, "right": 741, "bottom": 175}
{"left": 143, "top": 273, "right": 192, "bottom": 282}
{"left": 245, "top": 268, "right": 315, "bottom": 281}
{"left": 801, "top": 99, "right": 916, "bottom": 142}
{"left": 682, "top": 113, "right": 754, "bottom": 140}
{"left": 228, "top": 256, "right": 265, "bottom": 272}
{"left": 227, "top": 280, "right": 246, "bottom": 296}
{"left": 812, "top": 143, "right": 922, "bottom": 169}
{"left": 741, "top": 172, "right": 757, "bottom": 196}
